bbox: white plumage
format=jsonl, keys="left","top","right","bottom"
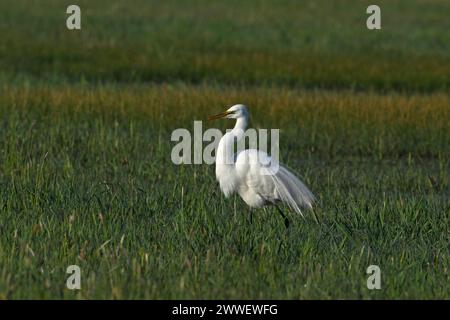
{"left": 208, "top": 104, "right": 315, "bottom": 227}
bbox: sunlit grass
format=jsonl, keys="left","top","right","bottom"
{"left": 0, "top": 83, "right": 448, "bottom": 298}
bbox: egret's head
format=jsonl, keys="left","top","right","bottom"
{"left": 208, "top": 104, "right": 249, "bottom": 121}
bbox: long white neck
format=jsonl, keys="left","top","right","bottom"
{"left": 214, "top": 115, "right": 249, "bottom": 197}
{"left": 216, "top": 116, "right": 248, "bottom": 166}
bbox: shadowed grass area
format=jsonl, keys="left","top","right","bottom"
{"left": 0, "top": 83, "right": 448, "bottom": 298}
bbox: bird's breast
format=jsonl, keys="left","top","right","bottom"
{"left": 216, "top": 166, "right": 237, "bottom": 198}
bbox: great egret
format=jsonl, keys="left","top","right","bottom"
{"left": 208, "top": 104, "right": 315, "bottom": 228}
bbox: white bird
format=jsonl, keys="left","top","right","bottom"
{"left": 208, "top": 104, "right": 315, "bottom": 228}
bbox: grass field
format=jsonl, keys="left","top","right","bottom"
{"left": 0, "top": 0, "right": 449, "bottom": 299}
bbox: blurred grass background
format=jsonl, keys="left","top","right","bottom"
{"left": 1, "top": 0, "right": 450, "bottom": 90}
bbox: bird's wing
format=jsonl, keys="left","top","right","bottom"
{"left": 235, "top": 149, "right": 315, "bottom": 215}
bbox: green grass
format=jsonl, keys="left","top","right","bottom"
{"left": 0, "top": 84, "right": 448, "bottom": 299}
{"left": 1, "top": 0, "right": 450, "bottom": 90}
{"left": 0, "top": 0, "right": 449, "bottom": 299}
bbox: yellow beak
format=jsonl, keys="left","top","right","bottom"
{"left": 207, "top": 110, "right": 233, "bottom": 121}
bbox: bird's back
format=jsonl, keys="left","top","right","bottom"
{"left": 234, "top": 149, "right": 280, "bottom": 207}
{"left": 234, "top": 149, "right": 315, "bottom": 213}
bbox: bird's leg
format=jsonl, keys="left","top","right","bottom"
{"left": 248, "top": 208, "right": 253, "bottom": 225}
{"left": 275, "top": 206, "right": 290, "bottom": 229}
{"left": 311, "top": 209, "right": 320, "bottom": 225}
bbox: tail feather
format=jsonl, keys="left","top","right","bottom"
{"left": 266, "top": 165, "right": 315, "bottom": 216}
